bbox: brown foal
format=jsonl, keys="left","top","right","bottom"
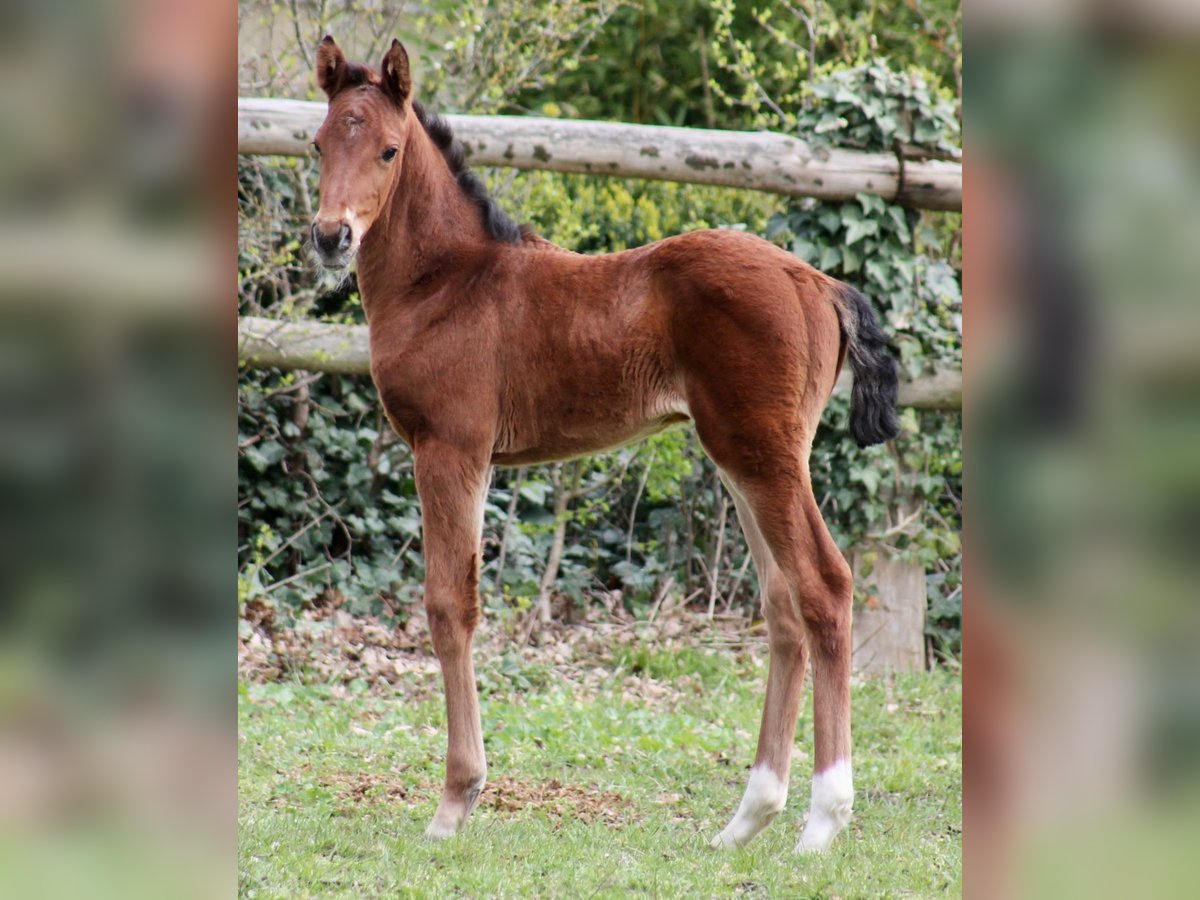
{"left": 307, "top": 37, "right": 899, "bottom": 852}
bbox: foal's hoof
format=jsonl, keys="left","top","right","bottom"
{"left": 709, "top": 767, "right": 787, "bottom": 850}
{"left": 424, "top": 781, "right": 484, "bottom": 840}
{"left": 795, "top": 809, "right": 849, "bottom": 853}
{"left": 709, "top": 829, "right": 742, "bottom": 850}
{"left": 795, "top": 830, "right": 833, "bottom": 854}
{"left": 424, "top": 817, "right": 461, "bottom": 840}
{"left": 424, "top": 805, "right": 468, "bottom": 840}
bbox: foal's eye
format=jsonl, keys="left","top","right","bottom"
{"left": 311, "top": 141, "right": 321, "bottom": 156}
{"left": 382, "top": 147, "right": 398, "bottom": 162}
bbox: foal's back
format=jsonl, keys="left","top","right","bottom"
{"left": 485, "top": 228, "right": 844, "bottom": 468}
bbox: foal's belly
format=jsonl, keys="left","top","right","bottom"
{"left": 489, "top": 410, "right": 691, "bottom": 467}
{"left": 489, "top": 323, "right": 688, "bottom": 467}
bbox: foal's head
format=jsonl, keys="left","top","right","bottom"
{"left": 309, "top": 36, "right": 413, "bottom": 270}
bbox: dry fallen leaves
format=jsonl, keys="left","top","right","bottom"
{"left": 240, "top": 598, "right": 770, "bottom": 699}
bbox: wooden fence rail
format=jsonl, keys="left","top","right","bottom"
{"left": 239, "top": 98, "right": 961, "bottom": 212}
{"left": 237, "top": 316, "right": 962, "bottom": 411}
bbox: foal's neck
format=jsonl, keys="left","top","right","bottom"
{"left": 356, "top": 119, "right": 493, "bottom": 314}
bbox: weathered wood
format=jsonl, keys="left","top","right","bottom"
{"left": 835, "top": 367, "right": 962, "bottom": 412}
{"left": 238, "top": 97, "right": 961, "bottom": 212}
{"left": 851, "top": 548, "right": 928, "bottom": 675}
{"left": 237, "top": 316, "right": 962, "bottom": 410}
{"left": 237, "top": 316, "right": 370, "bottom": 376}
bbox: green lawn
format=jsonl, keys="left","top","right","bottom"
{"left": 239, "top": 645, "right": 961, "bottom": 898}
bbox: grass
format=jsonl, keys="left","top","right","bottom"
{"left": 239, "top": 645, "right": 961, "bottom": 898}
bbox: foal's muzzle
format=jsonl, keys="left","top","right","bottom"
{"left": 311, "top": 221, "right": 353, "bottom": 267}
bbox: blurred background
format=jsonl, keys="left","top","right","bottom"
{"left": 0, "top": 0, "right": 1195, "bottom": 896}
{"left": 0, "top": 0, "right": 230, "bottom": 897}
{"left": 968, "top": 2, "right": 1200, "bottom": 897}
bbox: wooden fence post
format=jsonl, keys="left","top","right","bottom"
{"left": 851, "top": 548, "right": 927, "bottom": 675}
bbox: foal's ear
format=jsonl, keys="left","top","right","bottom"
{"left": 380, "top": 39, "right": 412, "bottom": 107}
{"left": 316, "top": 35, "right": 348, "bottom": 98}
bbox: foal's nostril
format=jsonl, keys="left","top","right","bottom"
{"left": 311, "top": 221, "right": 353, "bottom": 258}
{"left": 312, "top": 221, "right": 347, "bottom": 257}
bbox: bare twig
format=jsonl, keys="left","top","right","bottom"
{"left": 261, "top": 561, "right": 333, "bottom": 596}
{"left": 493, "top": 467, "right": 526, "bottom": 601}
{"left": 723, "top": 549, "right": 755, "bottom": 614}
{"left": 646, "top": 576, "right": 676, "bottom": 624}
{"left": 706, "top": 487, "right": 729, "bottom": 619}
{"left": 625, "top": 448, "right": 655, "bottom": 565}
{"left": 867, "top": 505, "right": 923, "bottom": 541}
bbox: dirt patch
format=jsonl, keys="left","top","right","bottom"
{"left": 277, "top": 765, "right": 640, "bottom": 827}
{"left": 278, "top": 764, "right": 423, "bottom": 807}
{"left": 330, "top": 772, "right": 412, "bottom": 804}
{"left": 481, "top": 775, "right": 639, "bottom": 828}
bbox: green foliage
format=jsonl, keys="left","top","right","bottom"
{"left": 238, "top": 0, "right": 623, "bottom": 109}
{"left": 238, "top": 372, "right": 423, "bottom": 620}
{"left": 516, "top": 0, "right": 724, "bottom": 125}
{"left": 411, "top": 0, "right": 625, "bottom": 115}
{"left": 510, "top": 170, "right": 774, "bottom": 252}
{"left": 705, "top": 0, "right": 962, "bottom": 130}
{"left": 514, "top": 0, "right": 962, "bottom": 128}
{"left": 237, "top": 2, "right": 963, "bottom": 660}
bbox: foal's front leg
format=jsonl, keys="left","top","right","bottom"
{"left": 413, "top": 441, "right": 490, "bottom": 839}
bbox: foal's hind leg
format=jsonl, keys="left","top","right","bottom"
{"left": 704, "top": 461, "right": 855, "bottom": 853}
{"left": 710, "top": 478, "right": 809, "bottom": 849}
{"left": 748, "top": 479, "right": 856, "bottom": 854}
{"left": 412, "top": 440, "right": 491, "bottom": 839}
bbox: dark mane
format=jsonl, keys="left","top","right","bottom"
{"left": 411, "top": 100, "right": 527, "bottom": 244}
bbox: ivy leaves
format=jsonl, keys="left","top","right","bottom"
{"left": 804, "top": 61, "right": 960, "bottom": 156}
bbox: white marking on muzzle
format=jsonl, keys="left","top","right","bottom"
{"left": 342, "top": 206, "right": 364, "bottom": 255}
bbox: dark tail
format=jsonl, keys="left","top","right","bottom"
{"left": 832, "top": 283, "right": 900, "bottom": 447}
